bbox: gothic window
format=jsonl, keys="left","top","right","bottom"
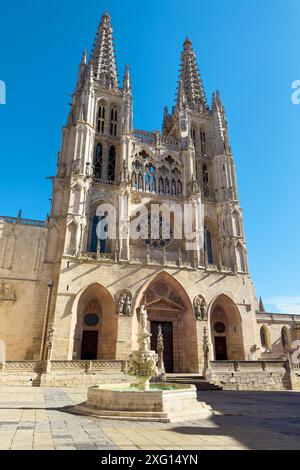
{"left": 203, "top": 164, "right": 210, "bottom": 198}
{"left": 110, "top": 108, "right": 118, "bottom": 137}
{"left": 260, "top": 326, "right": 269, "bottom": 349}
{"left": 191, "top": 127, "right": 196, "bottom": 144}
{"left": 205, "top": 229, "right": 214, "bottom": 265}
{"left": 171, "top": 179, "right": 176, "bottom": 196}
{"left": 281, "top": 327, "right": 290, "bottom": 349}
{"left": 144, "top": 164, "right": 156, "bottom": 192}
{"left": 200, "top": 129, "right": 207, "bottom": 157}
{"left": 177, "top": 180, "right": 183, "bottom": 197}
{"left": 94, "top": 143, "right": 103, "bottom": 180}
{"left": 108, "top": 145, "right": 116, "bottom": 183}
{"left": 90, "top": 215, "right": 108, "bottom": 254}
{"left": 165, "top": 178, "right": 170, "bottom": 195}
{"left": 159, "top": 177, "right": 164, "bottom": 194}
{"left": 131, "top": 172, "right": 138, "bottom": 190}
{"left": 237, "top": 244, "right": 245, "bottom": 272}
{"left": 233, "top": 211, "right": 241, "bottom": 236}
{"left": 97, "top": 104, "right": 106, "bottom": 134}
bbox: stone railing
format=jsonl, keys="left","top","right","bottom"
{"left": 1, "top": 360, "right": 126, "bottom": 372}
{"left": 256, "top": 311, "right": 298, "bottom": 323}
{"left": 133, "top": 129, "right": 156, "bottom": 145}
{"left": 206, "top": 360, "right": 292, "bottom": 391}
{"left": 0, "top": 360, "right": 129, "bottom": 387}
{"left": 0, "top": 216, "right": 47, "bottom": 228}
{"left": 210, "top": 360, "right": 287, "bottom": 371}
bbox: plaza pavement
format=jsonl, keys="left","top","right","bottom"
{"left": 0, "top": 387, "right": 299, "bottom": 450}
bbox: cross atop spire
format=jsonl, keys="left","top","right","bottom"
{"left": 90, "top": 12, "right": 119, "bottom": 89}
{"left": 177, "top": 38, "right": 208, "bottom": 112}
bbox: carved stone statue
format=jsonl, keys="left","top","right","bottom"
{"left": 140, "top": 305, "right": 148, "bottom": 332}
{"left": 124, "top": 294, "right": 132, "bottom": 316}
{"left": 117, "top": 293, "right": 125, "bottom": 315}
{"left": 116, "top": 290, "right": 133, "bottom": 316}
{"left": 193, "top": 295, "right": 207, "bottom": 321}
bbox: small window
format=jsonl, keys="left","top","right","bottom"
{"left": 281, "top": 327, "right": 290, "bottom": 349}
{"left": 97, "top": 104, "right": 106, "bottom": 134}
{"left": 214, "top": 322, "right": 226, "bottom": 334}
{"left": 205, "top": 229, "right": 214, "bottom": 265}
{"left": 110, "top": 107, "right": 118, "bottom": 137}
{"left": 260, "top": 326, "right": 269, "bottom": 348}
{"left": 84, "top": 314, "right": 100, "bottom": 327}
{"left": 200, "top": 129, "right": 206, "bottom": 156}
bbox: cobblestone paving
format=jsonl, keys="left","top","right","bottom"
{"left": 0, "top": 387, "right": 299, "bottom": 450}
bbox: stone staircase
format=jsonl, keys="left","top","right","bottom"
{"left": 166, "top": 374, "right": 222, "bottom": 391}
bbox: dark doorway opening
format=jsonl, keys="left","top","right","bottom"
{"left": 151, "top": 321, "right": 174, "bottom": 373}
{"left": 214, "top": 336, "right": 227, "bottom": 360}
{"left": 81, "top": 331, "right": 98, "bottom": 359}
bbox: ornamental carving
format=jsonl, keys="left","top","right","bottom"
{"left": 193, "top": 295, "right": 207, "bottom": 321}
{"left": 115, "top": 289, "right": 133, "bottom": 316}
{"left": 130, "top": 194, "right": 141, "bottom": 205}
{"left": 0, "top": 281, "right": 16, "bottom": 302}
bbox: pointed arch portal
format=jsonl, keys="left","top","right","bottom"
{"left": 70, "top": 283, "right": 117, "bottom": 360}
{"left": 135, "top": 272, "right": 198, "bottom": 373}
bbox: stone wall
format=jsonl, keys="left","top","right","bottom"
{"left": 0, "top": 218, "right": 52, "bottom": 360}
{"left": 206, "top": 360, "right": 292, "bottom": 391}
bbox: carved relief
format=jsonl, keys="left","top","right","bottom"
{"left": 193, "top": 295, "right": 207, "bottom": 321}
{"left": 0, "top": 281, "right": 16, "bottom": 302}
{"left": 115, "top": 289, "right": 133, "bottom": 316}
{"left": 130, "top": 194, "right": 141, "bottom": 205}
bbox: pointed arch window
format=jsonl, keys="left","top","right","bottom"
{"left": 110, "top": 108, "right": 118, "bottom": 137}
{"left": 233, "top": 212, "right": 241, "bottom": 237}
{"left": 171, "top": 179, "right": 176, "bottom": 196}
{"left": 281, "top": 327, "right": 290, "bottom": 349}
{"left": 177, "top": 180, "right": 183, "bottom": 197}
{"left": 205, "top": 229, "right": 214, "bottom": 265}
{"left": 108, "top": 145, "right": 116, "bottom": 183}
{"left": 200, "top": 129, "right": 207, "bottom": 157}
{"left": 94, "top": 143, "right": 103, "bottom": 181}
{"left": 90, "top": 215, "right": 108, "bottom": 254}
{"left": 97, "top": 104, "right": 106, "bottom": 134}
{"left": 237, "top": 244, "right": 245, "bottom": 272}
{"left": 260, "top": 326, "right": 269, "bottom": 349}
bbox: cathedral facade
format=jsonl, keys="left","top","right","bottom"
{"left": 0, "top": 12, "right": 299, "bottom": 375}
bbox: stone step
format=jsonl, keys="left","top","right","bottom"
{"left": 166, "top": 374, "right": 222, "bottom": 391}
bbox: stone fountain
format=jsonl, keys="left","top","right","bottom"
{"left": 74, "top": 306, "right": 213, "bottom": 422}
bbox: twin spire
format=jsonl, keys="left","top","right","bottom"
{"left": 87, "top": 12, "right": 208, "bottom": 114}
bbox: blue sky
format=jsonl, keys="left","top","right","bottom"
{"left": 0, "top": 0, "right": 299, "bottom": 313}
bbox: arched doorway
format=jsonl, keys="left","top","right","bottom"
{"left": 71, "top": 283, "right": 118, "bottom": 360}
{"left": 135, "top": 272, "right": 198, "bottom": 373}
{"left": 209, "top": 294, "right": 245, "bottom": 360}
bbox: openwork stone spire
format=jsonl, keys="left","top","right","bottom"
{"left": 177, "top": 37, "right": 208, "bottom": 112}
{"left": 212, "top": 91, "right": 230, "bottom": 154}
{"left": 90, "top": 12, "right": 118, "bottom": 89}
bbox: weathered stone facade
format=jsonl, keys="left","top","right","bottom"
{"left": 0, "top": 12, "right": 298, "bottom": 382}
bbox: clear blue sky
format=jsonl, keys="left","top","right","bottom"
{"left": 0, "top": 0, "right": 299, "bottom": 313}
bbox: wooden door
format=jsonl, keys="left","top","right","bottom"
{"left": 214, "top": 336, "right": 227, "bottom": 360}
{"left": 81, "top": 331, "right": 98, "bottom": 360}
{"left": 151, "top": 321, "right": 174, "bottom": 373}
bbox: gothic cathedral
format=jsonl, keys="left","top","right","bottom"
{"left": 0, "top": 12, "right": 298, "bottom": 376}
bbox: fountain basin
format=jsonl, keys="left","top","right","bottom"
{"left": 74, "top": 382, "right": 213, "bottom": 422}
